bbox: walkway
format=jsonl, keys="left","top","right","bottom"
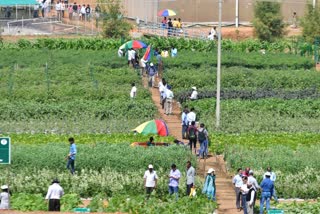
{"left": 144, "top": 77, "right": 237, "bottom": 214}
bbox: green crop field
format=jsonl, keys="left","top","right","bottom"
{"left": 0, "top": 38, "right": 320, "bottom": 212}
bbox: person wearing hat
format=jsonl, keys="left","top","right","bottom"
{"left": 202, "top": 168, "right": 216, "bottom": 201}
{"left": 0, "top": 185, "right": 10, "bottom": 209}
{"left": 164, "top": 85, "right": 174, "bottom": 115}
{"left": 246, "top": 182, "right": 256, "bottom": 214}
{"left": 147, "top": 62, "right": 156, "bottom": 87}
{"left": 259, "top": 171, "right": 274, "bottom": 214}
{"left": 263, "top": 167, "right": 278, "bottom": 203}
{"left": 190, "top": 87, "right": 198, "bottom": 100}
{"left": 45, "top": 179, "right": 64, "bottom": 211}
{"left": 143, "top": 164, "right": 158, "bottom": 199}
{"left": 168, "top": 164, "right": 181, "bottom": 200}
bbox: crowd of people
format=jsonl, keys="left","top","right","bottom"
{"left": 143, "top": 161, "right": 216, "bottom": 201}
{"left": 233, "top": 167, "right": 278, "bottom": 214}
{"left": 161, "top": 17, "right": 183, "bottom": 37}
{"left": 5, "top": 0, "right": 102, "bottom": 20}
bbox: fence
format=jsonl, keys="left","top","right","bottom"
{"left": 0, "top": 3, "right": 103, "bottom": 35}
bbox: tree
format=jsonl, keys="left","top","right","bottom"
{"left": 300, "top": 5, "right": 320, "bottom": 43}
{"left": 253, "top": 2, "right": 286, "bottom": 42}
{"left": 100, "top": 0, "right": 132, "bottom": 38}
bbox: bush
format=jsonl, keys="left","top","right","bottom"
{"left": 101, "top": 0, "right": 132, "bottom": 38}
{"left": 300, "top": 5, "right": 320, "bottom": 43}
{"left": 253, "top": 2, "right": 286, "bottom": 41}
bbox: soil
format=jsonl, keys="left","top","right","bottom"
{"left": 142, "top": 74, "right": 238, "bottom": 213}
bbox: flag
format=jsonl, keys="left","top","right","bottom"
{"left": 143, "top": 45, "right": 151, "bottom": 61}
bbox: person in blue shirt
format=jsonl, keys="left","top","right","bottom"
{"left": 66, "top": 137, "right": 77, "bottom": 174}
{"left": 147, "top": 137, "right": 155, "bottom": 147}
{"left": 259, "top": 172, "right": 274, "bottom": 214}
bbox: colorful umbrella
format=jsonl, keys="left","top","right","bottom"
{"left": 143, "top": 45, "right": 151, "bottom": 61}
{"left": 133, "top": 119, "right": 169, "bottom": 136}
{"left": 119, "top": 40, "right": 147, "bottom": 50}
{"left": 157, "top": 9, "right": 176, "bottom": 17}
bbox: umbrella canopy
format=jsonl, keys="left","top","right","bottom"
{"left": 157, "top": 9, "right": 176, "bottom": 17}
{"left": 119, "top": 40, "right": 147, "bottom": 50}
{"left": 133, "top": 119, "right": 169, "bottom": 136}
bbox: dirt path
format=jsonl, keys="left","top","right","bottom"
{"left": 143, "top": 76, "right": 238, "bottom": 213}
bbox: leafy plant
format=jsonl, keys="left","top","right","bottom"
{"left": 253, "top": 2, "right": 286, "bottom": 41}
{"left": 300, "top": 5, "right": 320, "bottom": 43}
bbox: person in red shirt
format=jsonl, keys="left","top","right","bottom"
{"left": 161, "top": 17, "right": 167, "bottom": 28}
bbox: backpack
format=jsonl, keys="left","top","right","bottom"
{"left": 198, "top": 129, "right": 206, "bottom": 142}
{"left": 188, "top": 127, "right": 196, "bottom": 140}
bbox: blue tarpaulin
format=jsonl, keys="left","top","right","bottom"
{"left": 0, "top": 0, "right": 38, "bottom": 6}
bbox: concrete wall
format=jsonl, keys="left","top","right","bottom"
{"left": 122, "top": 0, "right": 311, "bottom": 24}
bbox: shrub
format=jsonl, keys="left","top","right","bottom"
{"left": 101, "top": 0, "right": 132, "bottom": 38}
{"left": 253, "top": 2, "right": 286, "bottom": 41}
{"left": 300, "top": 5, "right": 320, "bottom": 43}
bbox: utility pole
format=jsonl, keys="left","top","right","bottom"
{"left": 216, "top": 0, "right": 222, "bottom": 129}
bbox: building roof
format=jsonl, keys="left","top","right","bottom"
{"left": 1, "top": 0, "right": 38, "bottom": 6}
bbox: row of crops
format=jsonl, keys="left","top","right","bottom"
{"left": 0, "top": 37, "right": 316, "bottom": 54}
{"left": 0, "top": 48, "right": 217, "bottom": 212}
{"left": 163, "top": 50, "right": 320, "bottom": 206}
{"left": 0, "top": 41, "right": 319, "bottom": 212}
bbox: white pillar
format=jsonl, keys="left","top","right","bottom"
{"left": 216, "top": 0, "right": 222, "bottom": 129}
{"left": 235, "top": 0, "right": 239, "bottom": 27}
{"left": 313, "top": 0, "right": 316, "bottom": 8}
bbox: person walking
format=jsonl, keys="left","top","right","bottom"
{"left": 240, "top": 176, "right": 249, "bottom": 214}
{"left": 202, "top": 168, "right": 216, "bottom": 201}
{"left": 263, "top": 167, "right": 278, "bottom": 203}
{"left": 187, "top": 121, "right": 197, "bottom": 153}
{"left": 147, "top": 63, "right": 156, "bottom": 88}
{"left": 181, "top": 106, "right": 189, "bottom": 139}
{"left": 168, "top": 164, "right": 181, "bottom": 200}
{"left": 130, "top": 83, "right": 137, "bottom": 98}
{"left": 66, "top": 137, "right": 77, "bottom": 174}
{"left": 186, "top": 107, "right": 196, "bottom": 126}
{"left": 0, "top": 185, "right": 10, "bottom": 210}
{"left": 186, "top": 161, "right": 195, "bottom": 196}
{"left": 45, "top": 179, "right": 64, "bottom": 211}
{"left": 233, "top": 168, "right": 243, "bottom": 211}
{"left": 164, "top": 85, "right": 174, "bottom": 115}
{"left": 143, "top": 164, "right": 158, "bottom": 199}
{"left": 259, "top": 172, "right": 274, "bottom": 214}
{"left": 198, "top": 123, "right": 209, "bottom": 159}
{"left": 246, "top": 182, "right": 256, "bottom": 214}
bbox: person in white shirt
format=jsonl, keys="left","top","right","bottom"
{"left": 246, "top": 182, "right": 256, "bottom": 214}
{"left": 55, "top": 1, "right": 62, "bottom": 20}
{"left": 186, "top": 107, "right": 196, "bottom": 126}
{"left": 80, "top": 4, "right": 86, "bottom": 21}
{"left": 211, "top": 26, "right": 217, "bottom": 40}
{"left": 130, "top": 83, "right": 137, "bottom": 98}
{"left": 190, "top": 87, "right": 198, "bottom": 100}
{"left": 208, "top": 32, "right": 214, "bottom": 40}
{"left": 165, "top": 85, "right": 174, "bottom": 115}
{"left": 143, "top": 164, "right": 158, "bottom": 199}
{"left": 45, "top": 179, "right": 64, "bottom": 211}
{"left": 240, "top": 176, "right": 249, "bottom": 214}
{"left": 0, "top": 185, "right": 10, "bottom": 210}
{"left": 232, "top": 168, "right": 243, "bottom": 211}
{"left": 186, "top": 161, "right": 195, "bottom": 196}
{"left": 248, "top": 170, "right": 260, "bottom": 191}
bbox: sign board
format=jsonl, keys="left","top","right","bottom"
{"left": 0, "top": 137, "right": 10, "bottom": 164}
